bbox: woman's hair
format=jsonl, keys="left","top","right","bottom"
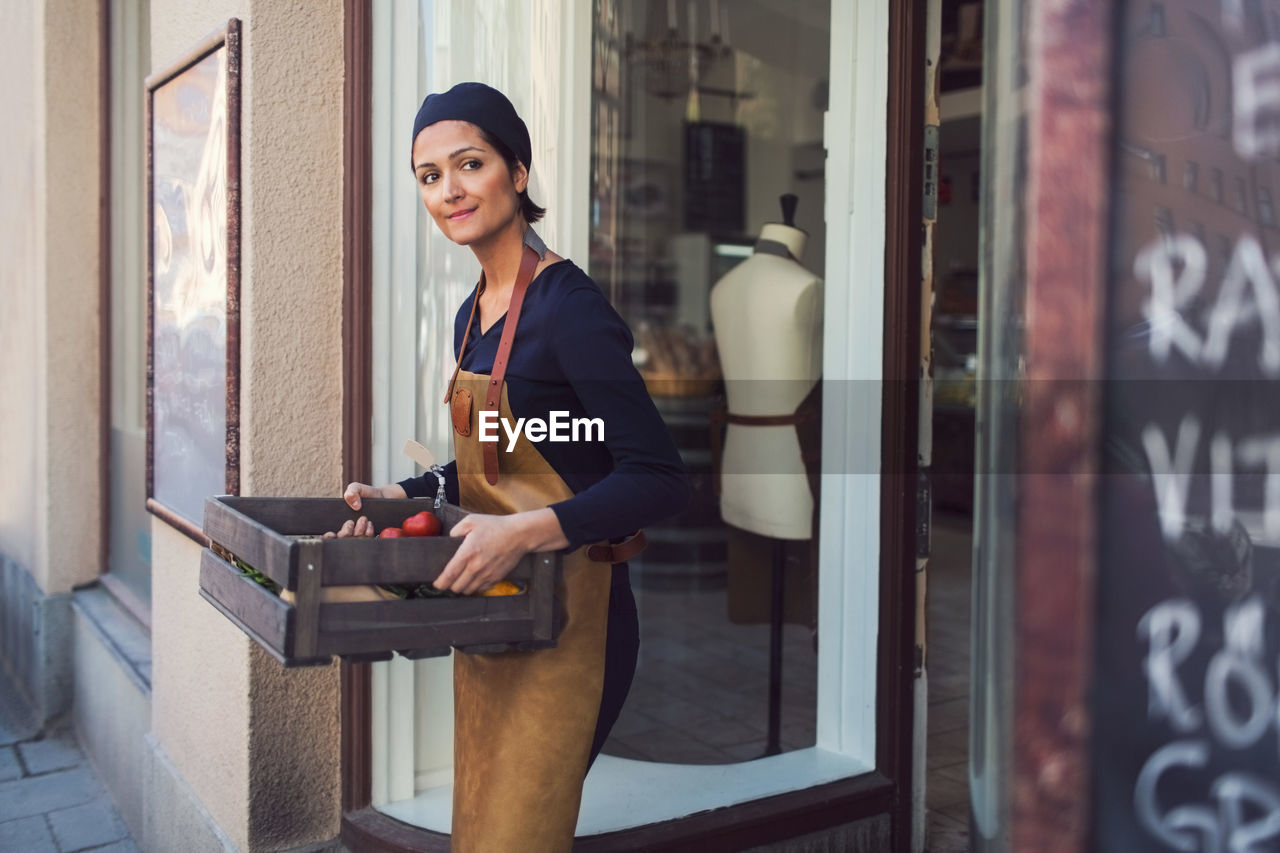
{"left": 476, "top": 127, "right": 547, "bottom": 224}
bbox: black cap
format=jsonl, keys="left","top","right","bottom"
{"left": 410, "top": 82, "right": 532, "bottom": 171}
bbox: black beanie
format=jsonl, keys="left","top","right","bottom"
{"left": 410, "top": 82, "right": 532, "bottom": 171}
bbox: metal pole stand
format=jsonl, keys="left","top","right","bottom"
{"left": 763, "top": 538, "right": 785, "bottom": 757}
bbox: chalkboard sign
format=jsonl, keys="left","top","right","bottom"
{"left": 1093, "top": 2, "right": 1280, "bottom": 849}
{"left": 145, "top": 20, "right": 241, "bottom": 542}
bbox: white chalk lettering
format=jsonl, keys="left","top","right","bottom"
{"left": 1139, "top": 599, "right": 1204, "bottom": 732}
{"left": 1135, "top": 740, "right": 1215, "bottom": 852}
{"left": 1137, "top": 234, "right": 1207, "bottom": 366}
{"left": 1137, "top": 233, "right": 1280, "bottom": 375}
{"left": 1205, "top": 652, "right": 1271, "bottom": 749}
{"left": 475, "top": 411, "right": 607, "bottom": 448}
{"left": 1238, "top": 434, "right": 1280, "bottom": 541}
{"left": 1212, "top": 431, "right": 1235, "bottom": 534}
{"left": 1136, "top": 745, "right": 1280, "bottom": 853}
{"left": 1202, "top": 236, "right": 1280, "bottom": 375}
{"left": 1225, "top": 596, "right": 1265, "bottom": 660}
{"left": 1213, "top": 773, "right": 1280, "bottom": 850}
{"left": 1143, "top": 416, "right": 1202, "bottom": 542}
{"left": 1234, "top": 42, "right": 1280, "bottom": 160}
{"left": 1133, "top": 597, "right": 1280, "bottom": 850}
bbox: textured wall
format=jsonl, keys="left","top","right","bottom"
{"left": 0, "top": 0, "right": 39, "bottom": 578}
{"left": 147, "top": 0, "right": 345, "bottom": 849}
{"left": 237, "top": 4, "right": 347, "bottom": 844}
{"left": 150, "top": 524, "right": 252, "bottom": 848}
{"left": 39, "top": 0, "right": 105, "bottom": 596}
{"left": 0, "top": 0, "right": 102, "bottom": 596}
{"left": 236, "top": 0, "right": 346, "bottom": 502}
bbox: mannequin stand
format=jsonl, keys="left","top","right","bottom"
{"left": 764, "top": 539, "right": 785, "bottom": 757}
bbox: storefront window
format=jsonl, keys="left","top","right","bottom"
{"left": 589, "top": 0, "right": 829, "bottom": 765}
{"left": 367, "top": 0, "right": 890, "bottom": 836}
{"left": 107, "top": 0, "right": 152, "bottom": 615}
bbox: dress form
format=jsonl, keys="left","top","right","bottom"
{"left": 710, "top": 202, "right": 823, "bottom": 540}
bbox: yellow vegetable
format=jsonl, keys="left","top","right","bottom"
{"left": 478, "top": 580, "right": 525, "bottom": 597}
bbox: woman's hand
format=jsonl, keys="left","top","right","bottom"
{"left": 323, "top": 516, "right": 376, "bottom": 539}
{"left": 435, "top": 508, "right": 569, "bottom": 594}
{"left": 343, "top": 481, "right": 407, "bottom": 511}
{"left": 323, "top": 482, "right": 410, "bottom": 538}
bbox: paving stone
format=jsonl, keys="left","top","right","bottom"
{"left": 48, "top": 799, "right": 129, "bottom": 852}
{"left": 0, "top": 815, "right": 57, "bottom": 853}
{"left": 81, "top": 840, "right": 140, "bottom": 853}
{"left": 0, "top": 766, "right": 101, "bottom": 822}
{"left": 0, "top": 745, "right": 21, "bottom": 782}
{"left": 18, "top": 729, "right": 83, "bottom": 775}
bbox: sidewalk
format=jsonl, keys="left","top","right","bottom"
{"left": 0, "top": 666, "right": 138, "bottom": 853}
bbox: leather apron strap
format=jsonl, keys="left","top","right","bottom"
{"left": 483, "top": 246, "right": 540, "bottom": 485}
{"left": 443, "top": 241, "right": 542, "bottom": 486}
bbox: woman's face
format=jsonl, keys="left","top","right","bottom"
{"left": 411, "top": 120, "right": 528, "bottom": 248}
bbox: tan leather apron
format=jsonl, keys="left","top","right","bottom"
{"left": 445, "top": 238, "right": 644, "bottom": 852}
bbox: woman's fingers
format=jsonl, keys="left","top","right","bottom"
{"left": 344, "top": 482, "right": 382, "bottom": 510}
{"left": 434, "top": 550, "right": 466, "bottom": 591}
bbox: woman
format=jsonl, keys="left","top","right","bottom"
{"left": 336, "top": 82, "right": 691, "bottom": 851}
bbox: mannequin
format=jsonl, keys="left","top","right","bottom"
{"left": 710, "top": 195, "right": 823, "bottom": 540}
{"left": 710, "top": 194, "right": 823, "bottom": 756}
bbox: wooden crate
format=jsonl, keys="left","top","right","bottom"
{"left": 199, "top": 496, "right": 561, "bottom": 667}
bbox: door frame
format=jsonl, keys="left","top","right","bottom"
{"left": 338, "top": 0, "right": 927, "bottom": 847}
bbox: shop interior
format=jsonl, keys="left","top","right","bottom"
{"left": 920, "top": 2, "right": 984, "bottom": 850}
{"left": 592, "top": 0, "right": 828, "bottom": 769}
{"left": 592, "top": 1, "right": 983, "bottom": 850}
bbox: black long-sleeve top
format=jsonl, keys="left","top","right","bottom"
{"left": 399, "top": 259, "right": 691, "bottom": 550}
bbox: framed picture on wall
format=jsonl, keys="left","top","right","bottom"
{"left": 145, "top": 19, "right": 242, "bottom": 543}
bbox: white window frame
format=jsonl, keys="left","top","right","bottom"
{"left": 369, "top": 0, "right": 889, "bottom": 834}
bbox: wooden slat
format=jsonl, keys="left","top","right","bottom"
{"left": 214, "top": 496, "right": 466, "bottom": 536}
{"left": 529, "top": 553, "right": 558, "bottom": 644}
{"left": 318, "top": 537, "right": 461, "bottom": 585}
{"left": 317, "top": 614, "right": 535, "bottom": 657}
{"left": 204, "top": 496, "right": 297, "bottom": 588}
{"left": 292, "top": 538, "right": 324, "bottom": 658}
{"left": 318, "top": 541, "right": 538, "bottom": 586}
{"left": 199, "top": 548, "right": 289, "bottom": 657}
{"left": 317, "top": 595, "right": 529, "bottom": 631}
